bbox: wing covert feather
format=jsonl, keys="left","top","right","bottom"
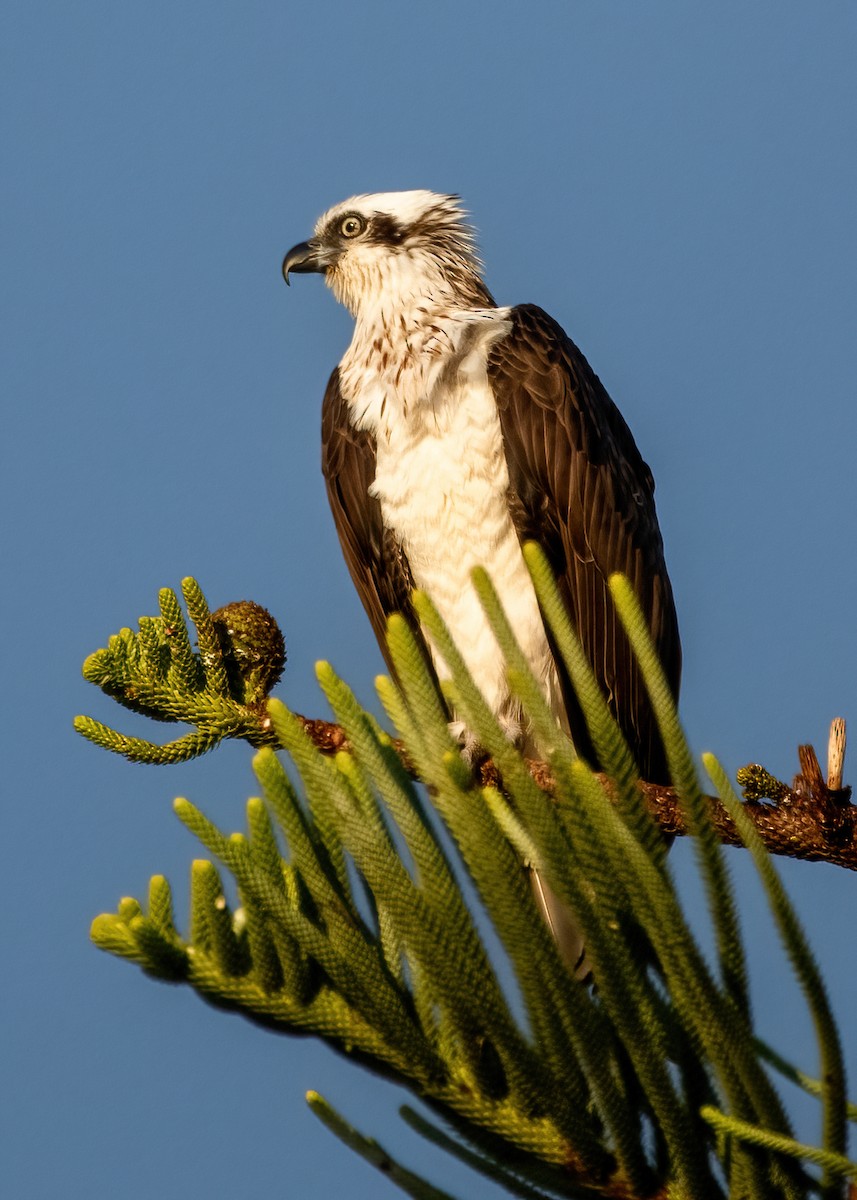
{"left": 488, "top": 305, "right": 681, "bottom": 783}
{"left": 320, "top": 368, "right": 423, "bottom": 677}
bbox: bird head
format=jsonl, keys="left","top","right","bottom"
{"left": 282, "top": 190, "right": 493, "bottom": 316}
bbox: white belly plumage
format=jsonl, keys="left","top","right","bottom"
{"left": 369, "top": 372, "right": 557, "bottom": 734}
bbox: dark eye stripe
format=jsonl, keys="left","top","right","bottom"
{"left": 364, "top": 214, "right": 406, "bottom": 245}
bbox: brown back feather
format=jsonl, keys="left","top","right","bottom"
{"left": 488, "top": 305, "right": 681, "bottom": 784}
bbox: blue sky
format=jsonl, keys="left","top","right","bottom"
{"left": 3, "top": 3, "right": 855, "bottom": 1196}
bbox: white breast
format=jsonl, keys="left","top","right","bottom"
{"left": 344, "top": 309, "right": 560, "bottom": 735}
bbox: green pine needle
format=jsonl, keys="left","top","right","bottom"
{"left": 610, "top": 575, "right": 751, "bottom": 1021}
{"left": 700, "top": 1107, "right": 856, "bottom": 1183}
{"left": 704, "top": 753, "right": 849, "bottom": 1194}
{"left": 307, "top": 1092, "right": 462, "bottom": 1200}
{"left": 182, "top": 576, "right": 231, "bottom": 697}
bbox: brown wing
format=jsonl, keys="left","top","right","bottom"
{"left": 488, "top": 305, "right": 681, "bottom": 784}
{"left": 321, "top": 367, "right": 427, "bottom": 678}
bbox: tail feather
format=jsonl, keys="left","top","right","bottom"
{"left": 528, "top": 866, "right": 591, "bottom": 982}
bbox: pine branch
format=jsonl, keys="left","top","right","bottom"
{"left": 285, "top": 716, "right": 857, "bottom": 873}
{"left": 76, "top": 577, "right": 855, "bottom": 871}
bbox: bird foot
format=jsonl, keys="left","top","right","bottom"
{"left": 448, "top": 713, "right": 524, "bottom": 764}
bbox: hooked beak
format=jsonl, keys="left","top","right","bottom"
{"left": 282, "top": 238, "right": 332, "bottom": 285}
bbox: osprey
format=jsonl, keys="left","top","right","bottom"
{"left": 283, "top": 191, "right": 680, "bottom": 968}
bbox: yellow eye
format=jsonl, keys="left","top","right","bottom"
{"left": 340, "top": 214, "right": 365, "bottom": 238}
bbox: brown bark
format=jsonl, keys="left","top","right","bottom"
{"left": 293, "top": 715, "right": 857, "bottom": 872}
